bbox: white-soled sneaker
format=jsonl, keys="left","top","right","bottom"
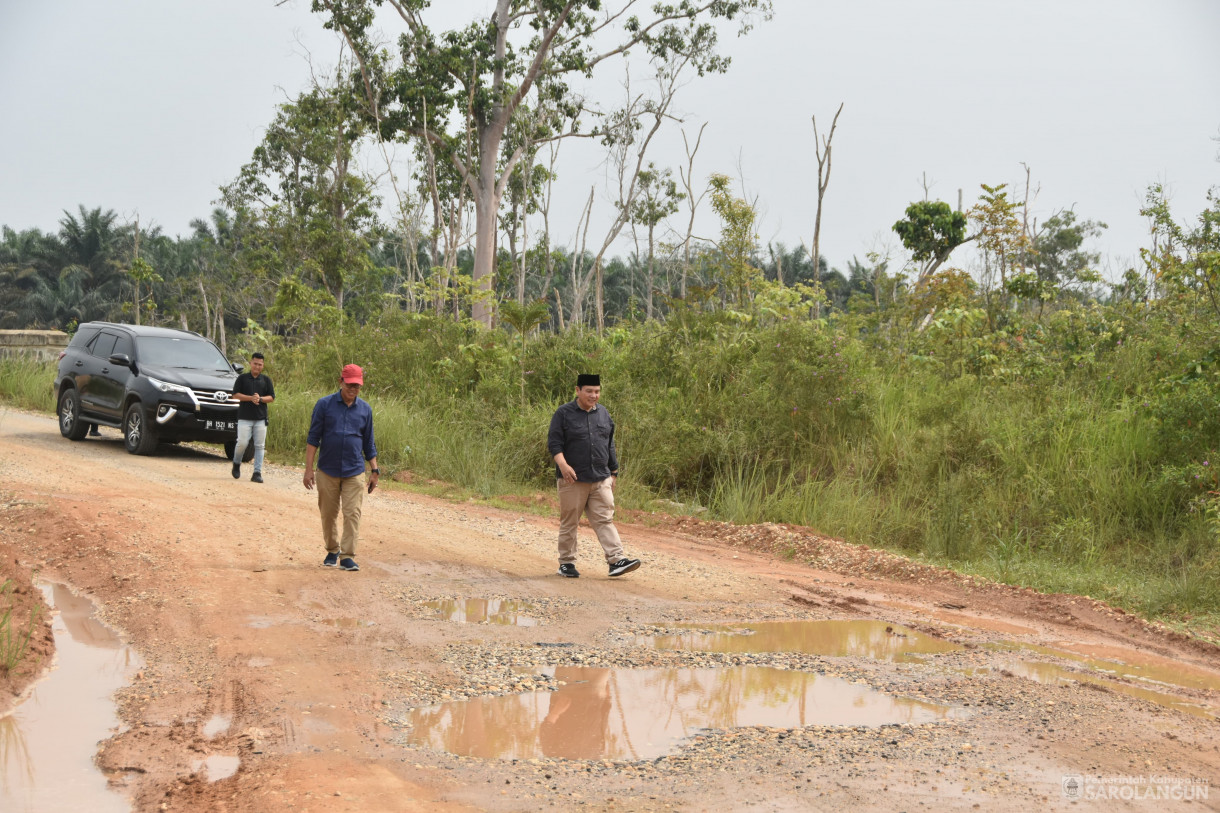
{"left": 608, "top": 558, "right": 640, "bottom": 577}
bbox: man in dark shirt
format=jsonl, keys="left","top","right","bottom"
{"left": 303, "top": 364, "right": 379, "bottom": 572}
{"left": 546, "top": 374, "right": 641, "bottom": 579}
{"left": 231, "top": 351, "right": 275, "bottom": 483}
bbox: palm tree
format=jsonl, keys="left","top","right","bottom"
{"left": 56, "top": 206, "right": 125, "bottom": 320}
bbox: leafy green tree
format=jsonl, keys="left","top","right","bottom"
{"left": 892, "top": 200, "right": 968, "bottom": 283}
{"left": 707, "top": 173, "right": 760, "bottom": 306}
{"left": 1030, "top": 210, "right": 1106, "bottom": 285}
{"left": 628, "top": 163, "right": 684, "bottom": 319}
{"left": 313, "top": 0, "right": 773, "bottom": 326}
{"left": 970, "top": 183, "right": 1028, "bottom": 291}
{"left": 1141, "top": 184, "right": 1220, "bottom": 319}
{"left": 223, "top": 73, "right": 380, "bottom": 317}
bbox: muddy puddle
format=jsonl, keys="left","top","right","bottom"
{"left": 991, "top": 641, "right": 1220, "bottom": 693}
{"left": 642, "top": 620, "right": 962, "bottom": 661}
{"left": 190, "top": 754, "right": 240, "bottom": 782}
{"left": 977, "top": 643, "right": 1220, "bottom": 719}
{"left": 423, "top": 598, "right": 537, "bottom": 627}
{"left": 0, "top": 582, "right": 142, "bottom": 812}
{"left": 403, "top": 665, "right": 964, "bottom": 760}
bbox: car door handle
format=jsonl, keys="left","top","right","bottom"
{"left": 75, "top": 361, "right": 84, "bottom": 367}
{"left": 101, "top": 367, "right": 110, "bottom": 374}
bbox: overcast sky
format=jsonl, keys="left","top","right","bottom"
{"left": 2, "top": 0, "right": 1218, "bottom": 278}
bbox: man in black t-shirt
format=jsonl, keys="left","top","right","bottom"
{"left": 231, "top": 352, "right": 275, "bottom": 482}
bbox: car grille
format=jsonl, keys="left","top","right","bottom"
{"left": 191, "top": 389, "right": 238, "bottom": 409}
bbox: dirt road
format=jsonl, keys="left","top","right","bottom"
{"left": 1, "top": 408, "right": 1217, "bottom": 812}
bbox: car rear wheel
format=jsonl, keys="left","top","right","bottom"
{"left": 123, "top": 402, "right": 158, "bottom": 455}
{"left": 224, "top": 439, "right": 256, "bottom": 463}
{"left": 57, "top": 388, "right": 89, "bottom": 440}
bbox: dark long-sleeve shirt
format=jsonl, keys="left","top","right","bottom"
{"left": 307, "top": 391, "right": 377, "bottom": 478}
{"left": 547, "top": 400, "right": 619, "bottom": 482}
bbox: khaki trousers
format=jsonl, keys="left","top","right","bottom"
{"left": 316, "top": 470, "right": 364, "bottom": 557}
{"left": 557, "top": 478, "right": 623, "bottom": 564}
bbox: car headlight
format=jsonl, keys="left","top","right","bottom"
{"left": 146, "top": 376, "right": 193, "bottom": 396}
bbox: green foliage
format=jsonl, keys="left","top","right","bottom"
{"left": 892, "top": 200, "right": 967, "bottom": 279}
{"left": 707, "top": 174, "right": 761, "bottom": 305}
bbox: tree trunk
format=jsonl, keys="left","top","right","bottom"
{"left": 471, "top": 157, "right": 500, "bottom": 326}
{"left": 215, "top": 296, "right": 227, "bottom": 357}
{"left": 646, "top": 223, "right": 656, "bottom": 319}
{"left": 198, "top": 280, "right": 211, "bottom": 340}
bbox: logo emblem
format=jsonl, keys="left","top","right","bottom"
{"left": 215, "top": 391, "right": 229, "bottom": 402}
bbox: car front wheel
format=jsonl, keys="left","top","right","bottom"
{"left": 57, "top": 388, "right": 89, "bottom": 440}
{"left": 123, "top": 403, "right": 158, "bottom": 455}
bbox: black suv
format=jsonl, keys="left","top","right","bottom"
{"left": 54, "top": 322, "right": 250, "bottom": 458}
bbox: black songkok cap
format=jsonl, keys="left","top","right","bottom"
{"left": 576, "top": 373, "right": 601, "bottom": 388}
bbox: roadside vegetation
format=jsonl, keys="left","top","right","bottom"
{"left": 1, "top": 1, "right": 1216, "bottom": 631}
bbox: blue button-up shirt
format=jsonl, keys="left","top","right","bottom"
{"left": 307, "top": 391, "right": 377, "bottom": 478}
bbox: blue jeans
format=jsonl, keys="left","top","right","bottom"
{"left": 233, "top": 419, "right": 267, "bottom": 472}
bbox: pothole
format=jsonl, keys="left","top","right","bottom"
{"left": 422, "top": 598, "right": 538, "bottom": 626}
{"left": 987, "top": 641, "right": 1220, "bottom": 693}
{"left": 971, "top": 646, "right": 1220, "bottom": 719}
{"left": 191, "top": 754, "right": 240, "bottom": 782}
{"left": 401, "top": 664, "right": 965, "bottom": 760}
{"left": 640, "top": 620, "right": 963, "bottom": 661}
{"left": 0, "top": 581, "right": 142, "bottom": 812}
{"left": 202, "top": 713, "right": 232, "bottom": 739}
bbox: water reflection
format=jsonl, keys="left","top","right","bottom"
{"left": 404, "top": 665, "right": 962, "bottom": 760}
{"left": 0, "top": 582, "right": 142, "bottom": 813}
{"left": 645, "top": 620, "right": 962, "bottom": 661}
{"left": 423, "top": 599, "right": 537, "bottom": 627}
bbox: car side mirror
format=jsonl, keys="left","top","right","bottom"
{"left": 108, "top": 353, "right": 133, "bottom": 368}
{"left": 232, "top": 362, "right": 245, "bottom": 373}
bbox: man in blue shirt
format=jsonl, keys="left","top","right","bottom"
{"left": 303, "top": 364, "right": 379, "bottom": 572}
{"left": 546, "top": 373, "right": 641, "bottom": 579}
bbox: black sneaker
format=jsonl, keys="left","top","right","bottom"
{"left": 339, "top": 557, "right": 359, "bottom": 572}
{"left": 608, "top": 558, "right": 641, "bottom": 577}
{"left": 558, "top": 563, "right": 580, "bottom": 578}
{"left": 323, "top": 552, "right": 339, "bottom": 567}
{"left": 231, "top": 462, "right": 241, "bottom": 479}
{"left": 251, "top": 471, "right": 263, "bottom": 483}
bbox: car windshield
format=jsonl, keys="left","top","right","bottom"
{"left": 136, "top": 336, "right": 232, "bottom": 372}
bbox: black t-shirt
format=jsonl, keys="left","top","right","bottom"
{"left": 233, "top": 372, "right": 275, "bottom": 423}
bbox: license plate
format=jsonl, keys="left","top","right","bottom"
{"left": 206, "top": 420, "right": 236, "bottom": 431}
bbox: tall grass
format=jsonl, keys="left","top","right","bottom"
{"left": 239, "top": 313, "right": 1220, "bottom": 618}
{"left": 2, "top": 311, "right": 1217, "bottom": 621}
{"left": 0, "top": 358, "right": 55, "bottom": 413}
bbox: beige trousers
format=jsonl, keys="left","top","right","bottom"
{"left": 557, "top": 478, "right": 623, "bottom": 564}
{"left": 316, "top": 470, "right": 365, "bottom": 557}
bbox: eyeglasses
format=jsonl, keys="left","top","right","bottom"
{"left": 341, "top": 382, "right": 362, "bottom": 390}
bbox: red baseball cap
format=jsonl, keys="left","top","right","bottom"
{"left": 341, "top": 364, "right": 364, "bottom": 385}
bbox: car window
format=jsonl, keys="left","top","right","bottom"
{"left": 135, "top": 336, "right": 231, "bottom": 371}
{"left": 91, "top": 333, "right": 118, "bottom": 359}
{"left": 70, "top": 327, "right": 99, "bottom": 348}
{"left": 113, "top": 334, "right": 134, "bottom": 358}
